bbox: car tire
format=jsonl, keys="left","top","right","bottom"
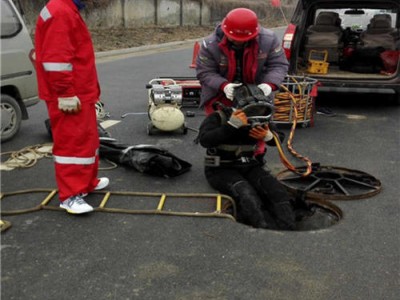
{"left": 1, "top": 94, "right": 22, "bottom": 142}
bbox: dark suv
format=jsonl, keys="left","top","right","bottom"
{"left": 282, "top": 0, "right": 400, "bottom": 103}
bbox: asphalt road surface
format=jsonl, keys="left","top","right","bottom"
{"left": 1, "top": 35, "right": 399, "bottom": 299}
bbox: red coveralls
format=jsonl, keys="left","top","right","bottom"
{"left": 35, "top": 0, "right": 100, "bottom": 201}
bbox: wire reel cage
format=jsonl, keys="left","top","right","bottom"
{"left": 272, "top": 75, "right": 318, "bottom": 128}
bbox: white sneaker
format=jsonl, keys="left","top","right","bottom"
{"left": 60, "top": 195, "right": 94, "bottom": 214}
{"left": 79, "top": 178, "right": 109, "bottom": 198}
{"left": 95, "top": 177, "right": 109, "bottom": 190}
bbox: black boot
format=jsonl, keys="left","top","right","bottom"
{"left": 230, "top": 181, "right": 269, "bottom": 229}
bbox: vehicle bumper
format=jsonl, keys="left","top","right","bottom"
{"left": 318, "top": 86, "right": 397, "bottom": 94}
{"left": 23, "top": 96, "right": 40, "bottom": 107}
{"left": 315, "top": 77, "right": 400, "bottom": 95}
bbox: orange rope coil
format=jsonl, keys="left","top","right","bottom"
{"left": 272, "top": 76, "right": 315, "bottom": 177}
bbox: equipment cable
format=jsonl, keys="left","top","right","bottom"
{"left": 272, "top": 77, "right": 313, "bottom": 177}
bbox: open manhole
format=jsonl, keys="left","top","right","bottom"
{"left": 292, "top": 198, "right": 342, "bottom": 231}
{"left": 277, "top": 165, "right": 382, "bottom": 201}
{"left": 224, "top": 197, "right": 342, "bottom": 231}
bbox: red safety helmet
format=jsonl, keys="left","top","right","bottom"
{"left": 221, "top": 8, "right": 260, "bottom": 42}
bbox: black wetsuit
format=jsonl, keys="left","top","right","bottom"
{"left": 198, "top": 109, "right": 295, "bottom": 230}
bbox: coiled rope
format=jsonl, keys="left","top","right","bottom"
{"left": 0, "top": 143, "right": 117, "bottom": 171}
{"left": 273, "top": 91, "right": 313, "bottom": 122}
{"left": 0, "top": 143, "right": 53, "bottom": 170}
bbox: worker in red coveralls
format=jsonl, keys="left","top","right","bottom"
{"left": 196, "top": 7, "right": 289, "bottom": 115}
{"left": 35, "top": 0, "right": 109, "bottom": 214}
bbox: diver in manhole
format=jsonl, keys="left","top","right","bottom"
{"left": 197, "top": 90, "right": 343, "bottom": 231}
{"left": 197, "top": 82, "right": 297, "bottom": 230}
{"left": 198, "top": 98, "right": 297, "bottom": 229}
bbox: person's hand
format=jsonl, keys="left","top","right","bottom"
{"left": 228, "top": 109, "right": 248, "bottom": 128}
{"left": 223, "top": 83, "right": 242, "bottom": 100}
{"left": 257, "top": 83, "right": 272, "bottom": 96}
{"left": 58, "top": 96, "right": 81, "bottom": 113}
{"left": 249, "top": 124, "right": 273, "bottom": 141}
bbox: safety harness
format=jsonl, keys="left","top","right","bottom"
{"left": 204, "top": 109, "right": 261, "bottom": 167}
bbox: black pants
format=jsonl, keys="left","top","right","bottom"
{"left": 205, "top": 163, "right": 295, "bottom": 230}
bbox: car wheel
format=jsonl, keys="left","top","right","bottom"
{"left": 1, "top": 94, "right": 22, "bottom": 142}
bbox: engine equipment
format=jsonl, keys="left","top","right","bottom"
{"left": 146, "top": 78, "right": 187, "bottom": 135}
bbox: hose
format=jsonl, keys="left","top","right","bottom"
{"left": 272, "top": 93, "right": 313, "bottom": 122}
{"left": 272, "top": 77, "right": 314, "bottom": 177}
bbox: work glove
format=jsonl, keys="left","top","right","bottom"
{"left": 223, "top": 83, "right": 242, "bottom": 100}
{"left": 249, "top": 124, "right": 273, "bottom": 141}
{"left": 228, "top": 109, "right": 248, "bottom": 128}
{"left": 58, "top": 96, "right": 81, "bottom": 113}
{"left": 257, "top": 83, "right": 272, "bottom": 97}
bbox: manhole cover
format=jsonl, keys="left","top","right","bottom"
{"left": 277, "top": 165, "right": 382, "bottom": 200}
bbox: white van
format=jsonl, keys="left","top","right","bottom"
{"left": 1, "top": 0, "right": 39, "bottom": 142}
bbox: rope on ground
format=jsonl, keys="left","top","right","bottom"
{"left": 0, "top": 143, "right": 117, "bottom": 171}
{"left": 0, "top": 220, "right": 12, "bottom": 232}
{"left": 99, "top": 158, "right": 118, "bottom": 170}
{"left": 0, "top": 143, "right": 53, "bottom": 171}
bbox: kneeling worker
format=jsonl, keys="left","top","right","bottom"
{"left": 196, "top": 7, "right": 288, "bottom": 115}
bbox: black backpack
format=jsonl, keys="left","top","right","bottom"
{"left": 99, "top": 138, "right": 192, "bottom": 178}
{"left": 341, "top": 47, "right": 385, "bottom": 73}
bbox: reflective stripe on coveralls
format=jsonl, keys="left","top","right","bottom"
{"left": 39, "top": 6, "right": 51, "bottom": 21}
{"left": 43, "top": 62, "right": 73, "bottom": 71}
{"left": 53, "top": 149, "right": 98, "bottom": 165}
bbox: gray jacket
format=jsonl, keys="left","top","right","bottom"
{"left": 196, "top": 25, "right": 289, "bottom": 107}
